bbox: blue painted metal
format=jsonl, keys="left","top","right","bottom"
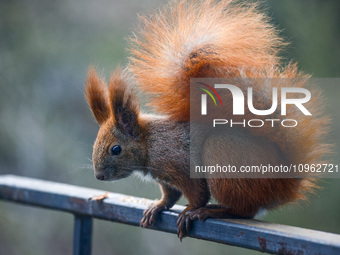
{"left": 74, "top": 215, "right": 93, "bottom": 255}
{"left": 0, "top": 175, "right": 340, "bottom": 255}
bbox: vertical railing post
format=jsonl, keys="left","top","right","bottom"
{"left": 73, "top": 214, "right": 93, "bottom": 255}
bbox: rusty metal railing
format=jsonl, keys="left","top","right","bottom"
{"left": 0, "top": 175, "right": 339, "bottom": 255}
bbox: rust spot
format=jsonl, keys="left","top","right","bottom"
{"left": 71, "top": 197, "right": 84, "bottom": 204}
{"left": 258, "top": 236, "right": 266, "bottom": 251}
{"left": 277, "top": 242, "right": 305, "bottom": 255}
{"left": 237, "top": 231, "right": 245, "bottom": 237}
{"left": 278, "top": 247, "right": 304, "bottom": 255}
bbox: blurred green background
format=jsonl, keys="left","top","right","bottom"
{"left": 0, "top": 0, "right": 339, "bottom": 254}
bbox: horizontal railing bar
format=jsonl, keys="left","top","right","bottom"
{"left": 0, "top": 175, "right": 339, "bottom": 255}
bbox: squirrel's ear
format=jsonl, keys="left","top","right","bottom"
{"left": 85, "top": 66, "right": 110, "bottom": 125}
{"left": 109, "top": 68, "right": 140, "bottom": 137}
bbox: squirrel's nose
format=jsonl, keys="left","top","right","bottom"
{"left": 95, "top": 173, "right": 105, "bottom": 181}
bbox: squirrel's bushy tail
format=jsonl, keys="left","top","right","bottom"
{"left": 128, "top": 0, "right": 331, "bottom": 185}
{"left": 129, "top": 0, "right": 284, "bottom": 121}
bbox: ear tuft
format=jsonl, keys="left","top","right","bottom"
{"left": 85, "top": 66, "right": 110, "bottom": 125}
{"left": 109, "top": 67, "right": 140, "bottom": 137}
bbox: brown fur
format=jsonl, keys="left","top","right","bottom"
{"left": 85, "top": 0, "right": 331, "bottom": 240}
{"left": 85, "top": 67, "right": 110, "bottom": 125}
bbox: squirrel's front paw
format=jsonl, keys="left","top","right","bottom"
{"left": 176, "top": 208, "right": 193, "bottom": 241}
{"left": 140, "top": 201, "right": 166, "bottom": 228}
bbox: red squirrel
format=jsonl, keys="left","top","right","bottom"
{"left": 85, "top": 0, "right": 331, "bottom": 240}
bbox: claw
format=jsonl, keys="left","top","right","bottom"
{"left": 176, "top": 209, "right": 192, "bottom": 241}
{"left": 140, "top": 201, "right": 165, "bottom": 228}
{"left": 186, "top": 207, "right": 210, "bottom": 221}
{"left": 186, "top": 216, "right": 191, "bottom": 234}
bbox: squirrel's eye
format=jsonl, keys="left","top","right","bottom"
{"left": 111, "top": 145, "right": 122, "bottom": 155}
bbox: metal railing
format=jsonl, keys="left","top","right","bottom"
{"left": 0, "top": 175, "right": 339, "bottom": 255}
